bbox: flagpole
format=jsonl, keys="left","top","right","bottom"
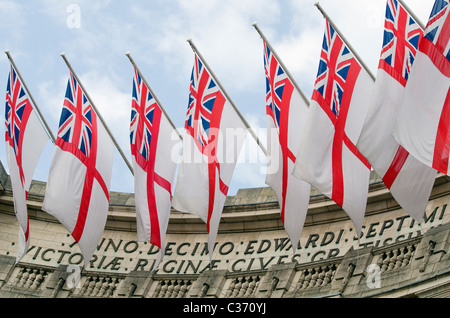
{"left": 4, "top": 50, "right": 56, "bottom": 143}
{"left": 314, "top": 2, "right": 376, "bottom": 82}
{"left": 60, "top": 52, "right": 134, "bottom": 176}
{"left": 252, "top": 22, "right": 310, "bottom": 106}
{"left": 186, "top": 38, "right": 267, "bottom": 156}
{"left": 125, "top": 51, "right": 183, "bottom": 141}
{"left": 398, "top": 0, "right": 426, "bottom": 30}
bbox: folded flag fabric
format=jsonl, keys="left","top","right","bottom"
{"left": 42, "top": 72, "right": 114, "bottom": 266}
{"left": 394, "top": 0, "right": 450, "bottom": 176}
{"left": 262, "top": 39, "right": 311, "bottom": 249}
{"left": 5, "top": 64, "right": 49, "bottom": 263}
{"left": 130, "top": 68, "right": 181, "bottom": 267}
{"left": 293, "top": 19, "right": 373, "bottom": 235}
{"left": 357, "top": 0, "right": 436, "bottom": 222}
{"left": 172, "top": 53, "right": 247, "bottom": 260}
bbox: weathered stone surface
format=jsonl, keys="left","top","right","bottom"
{"left": 0, "top": 162, "right": 449, "bottom": 298}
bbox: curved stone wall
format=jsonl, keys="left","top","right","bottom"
{"left": 0, "top": 160, "right": 450, "bottom": 298}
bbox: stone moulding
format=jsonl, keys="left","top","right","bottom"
{"left": 1, "top": 162, "right": 450, "bottom": 298}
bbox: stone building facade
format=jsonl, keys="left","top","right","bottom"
{"left": 0, "top": 160, "right": 450, "bottom": 299}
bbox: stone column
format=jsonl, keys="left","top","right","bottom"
{"left": 0, "top": 255, "right": 15, "bottom": 289}
{"left": 413, "top": 222, "right": 450, "bottom": 274}
{"left": 333, "top": 246, "right": 373, "bottom": 295}
{"left": 43, "top": 264, "right": 81, "bottom": 298}
{"left": 116, "top": 270, "right": 154, "bottom": 298}
{"left": 254, "top": 263, "right": 296, "bottom": 298}
{"left": 188, "top": 270, "right": 227, "bottom": 298}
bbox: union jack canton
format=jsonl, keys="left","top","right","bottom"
{"left": 313, "top": 21, "right": 357, "bottom": 118}
{"left": 265, "top": 43, "right": 291, "bottom": 133}
{"left": 5, "top": 65, "right": 33, "bottom": 188}
{"left": 423, "top": 0, "right": 450, "bottom": 62}
{"left": 130, "top": 70, "right": 160, "bottom": 165}
{"left": 379, "top": 0, "right": 423, "bottom": 85}
{"left": 186, "top": 54, "right": 226, "bottom": 160}
{"left": 58, "top": 73, "right": 96, "bottom": 158}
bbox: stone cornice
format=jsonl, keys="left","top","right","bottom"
{"left": 0, "top": 162, "right": 448, "bottom": 235}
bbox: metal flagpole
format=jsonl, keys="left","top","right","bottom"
{"left": 398, "top": 0, "right": 426, "bottom": 30}
{"left": 125, "top": 51, "right": 183, "bottom": 141}
{"left": 252, "top": 22, "right": 311, "bottom": 106}
{"left": 314, "top": 2, "right": 377, "bottom": 82}
{"left": 60, "top": 52, "right": 134, "bottom": 175}
{"left": 4, "top": 50, "right": 56, "bottom": 143}
{"left": 186, "top": 38, "right": 268, "bottom": 156}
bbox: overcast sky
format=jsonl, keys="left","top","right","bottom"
{"left": 0, "top": 0, "right": 435, "bottom": 196}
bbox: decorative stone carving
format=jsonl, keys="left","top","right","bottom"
{"left": 226, "top": 275, "right": 261, "bottom": 298}
{"left": 11, "top": 266, "right": 48, "bottom": 290}
{"left": 152, "top": 279, "right": 192, "bottom": 298}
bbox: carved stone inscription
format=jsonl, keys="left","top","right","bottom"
{"left": 16, "top": 204, "right": 447, "bottom": 274}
